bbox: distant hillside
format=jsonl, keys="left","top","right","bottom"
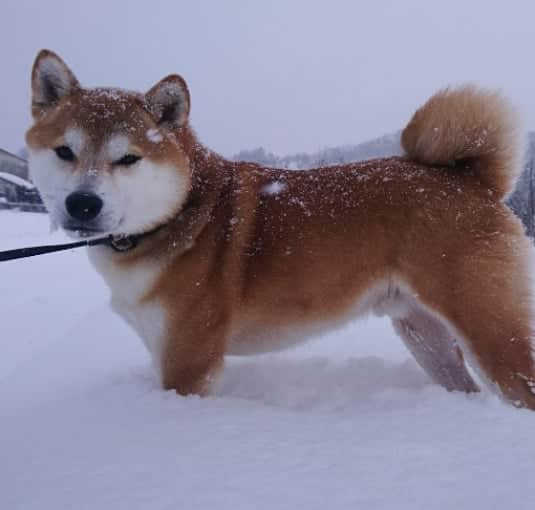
{"left": 232, "top": 132, "right": 402, "bottom": 170}
{"left": 507, "top": 132, "right": 535, "bottom": 238}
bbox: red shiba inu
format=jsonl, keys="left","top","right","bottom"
{"left": 26, "top": 49, "right": 535, "bottom": 408}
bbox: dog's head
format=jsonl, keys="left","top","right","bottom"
{"left": 26, "top": 50, "right": 194, "bottom": 238}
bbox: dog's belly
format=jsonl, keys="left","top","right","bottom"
{"left": 228, "top": 323, "right": 328, "bottom": 355}
{"left": 228, "top": 280, "right": 414, "bottom": 355}
{"left": 228, "top": 302, "right": 369, "bottom": 356}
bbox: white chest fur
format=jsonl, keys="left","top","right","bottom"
{"left": 88, "top": 247, "right": 167, "bottom": 371}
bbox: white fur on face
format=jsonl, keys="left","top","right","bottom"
{"left": 64, "top": 128, "right": 85, "bottom": 156}
{"left": 29, "top": 142, "right": 191, "bottom": 236}
{"left": 107, "top": 134, "right": 130, "bottom": 162}
{"left": 28, "top": 148, "right": 82, "bottom": 231}
{"left": 100, "top": 159, "right": 190, "bottom": 235}
{"left": 99, "top": 134, "right": 191, "bottom": 235}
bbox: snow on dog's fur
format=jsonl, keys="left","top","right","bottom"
{"left": 26, "top": 49, "right": 535, "bottom": 409}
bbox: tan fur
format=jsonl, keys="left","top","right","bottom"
{"left": 402, "top": 86, "right": 521, "bottom": 199}
{"left": 27, "top": 50, "right": 535, "bottom": 409}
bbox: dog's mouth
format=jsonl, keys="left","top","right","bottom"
{"left": 62, "top": 223, "right": 108, "bottom": 238}
{"left": 62, "top": 217, "right": 124, "bottom": 239}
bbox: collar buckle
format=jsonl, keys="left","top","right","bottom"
{"left": 109, "top": 235, "right": 138, "bottom": 252}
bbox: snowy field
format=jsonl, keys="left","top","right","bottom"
{"left": 2, "top": 210, "right": 535, "bottom": 509}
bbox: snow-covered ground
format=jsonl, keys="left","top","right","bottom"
{"left": 2, "top": 210, "right": 535, "bottom": 509}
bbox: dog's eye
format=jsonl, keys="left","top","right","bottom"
{"left": 54, "top": 146, "right": 76, "bottom": 162}
{"left": 114, "top": 154, "right": 142, "bottom": 166}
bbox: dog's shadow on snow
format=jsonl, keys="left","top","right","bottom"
{"left": 212, "top": 355, "right": 433, "bottom": 411}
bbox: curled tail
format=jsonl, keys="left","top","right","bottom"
{"left": 401, "top": 85, "right": 521, "bottom": 199}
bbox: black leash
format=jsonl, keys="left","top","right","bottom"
{"left": 0, "top": 225, "right": 163, "bottom": 263}
{"left": 0, "top": 236, "right": 112, "bottom": 262}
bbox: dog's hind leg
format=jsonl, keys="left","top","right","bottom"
{"left": 408, "top": 226, "right": 535, "bottom": 409}
{"left": 391, "top": 304, "right": 479, "bottom": 392}
{"left": 434, "top": 273, "right": 535, "bottom": 409}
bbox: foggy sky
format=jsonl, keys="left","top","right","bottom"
{"left": 3, "top": 0, "right": 535, "bottom": 157}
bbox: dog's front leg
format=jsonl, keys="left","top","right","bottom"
{"left": 160, "top": 315, "right": 228, "bottom": 396}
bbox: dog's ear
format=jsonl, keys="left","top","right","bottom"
{"left": 31, "top": 49, "right": 79, "bottom": 118}
{"left": 145, "top": 75, "right": 190, "bottom": 128}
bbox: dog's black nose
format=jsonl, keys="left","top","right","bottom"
{"left": 65, "top": 192, "right": 103, "bottom": 221}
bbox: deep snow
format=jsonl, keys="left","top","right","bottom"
{"left": 2, "top": 210, "right": 535, "bottom": 509}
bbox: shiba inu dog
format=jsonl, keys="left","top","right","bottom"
{"left": 26, "top": 49, "right": 535, "bottom": 409}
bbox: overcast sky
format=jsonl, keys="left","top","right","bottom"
{"left": 2, "top": 0, "right": 535, "bottom": 157}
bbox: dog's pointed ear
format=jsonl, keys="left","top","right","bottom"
{"left": 31, "top": 49, "right": 79, "bottom": 118}
{"left": 145, "top": 75, "right": 190, "bottom": 128}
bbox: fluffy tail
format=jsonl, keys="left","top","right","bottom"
{"left": 401, "top": 85, "right": 521, "bottom": 199}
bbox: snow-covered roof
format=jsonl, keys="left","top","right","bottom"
{"left": 0, "top": 148, "right": 27, "bottom": 166}
{"left": 0, "top": 171, "right": 35, "bottom": 190}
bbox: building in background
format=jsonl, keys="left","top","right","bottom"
{"left": 0, "top": 148, "right": 29, "bottom": 180}
{"left": 0, "top": 148, "right": 44, "bottom": 211}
